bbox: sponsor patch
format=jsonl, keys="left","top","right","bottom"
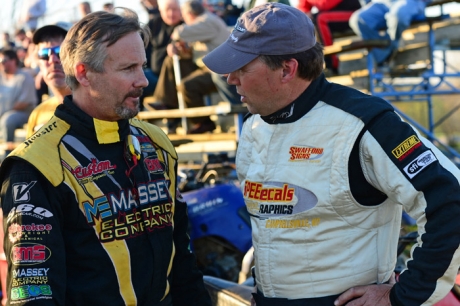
{"left": 265, "top": 217, "right": 321, "bottom": 229}
{"left": 403, "top": 150, "right": 437, "bottom": 178}
{"left": 144, "top": 157, "right": 164, "bottom": 174}
{"left": 289, "top": 146, "right": 323, "bottom": 162}
{"left": 7, "top": 204, "right": 54, "bottom": 223}
{"left": 9, "top": 223, "right": 53, "bottom": 243}
{"left": 11, "top": 243, "right": 51, "bottom": 266}
{"left": 392, "top": 135, "right": 421, "bottom": 160}
{"left": 10, "top": 285, "right": 52, "bottom": 302}
{"left": 63, "top": 159, "right": 116, "bottom": 182}
{"left": 13, "top": 182, "right": 37, "bottom": 203}
{"left": 13, "top": 268, "right": 50, "bottom": 278}
{"left": 243, "top": 181, "right": 318, "bottom": 217}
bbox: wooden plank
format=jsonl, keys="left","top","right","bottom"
{"left": 168, "top": 133, "right": 238, "bottom": 142}
{"left": 324, "top": 40, "right": 390, "bottom": 56}
{"left": 137, "top": 102, "right": 247, "bottom": 120}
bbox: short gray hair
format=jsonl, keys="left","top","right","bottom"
{"left": 60, "top": 7, "right": 150, "bottom": 90}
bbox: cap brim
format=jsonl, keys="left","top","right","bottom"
{"left": 203, "top": 42, "right": 258, "bottom": 74}
{"left": 32, "top": 25, "right": 68, "bottom": 44}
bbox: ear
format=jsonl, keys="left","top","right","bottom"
{"left": 74, "top": 62, "right": 90, "bottom": 87}
{"left": 281, "top": 59, "right": 298, "bottom": 83}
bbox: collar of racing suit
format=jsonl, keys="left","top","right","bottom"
{"left": 56, "top": 95, "right": 130, "bottom": 144}
{"left": 260, "top": 72, "right": 330, "bottom": 125}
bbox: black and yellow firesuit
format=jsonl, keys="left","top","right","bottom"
{"left": 0, "top": 96, "right": 211, "bottom": 305}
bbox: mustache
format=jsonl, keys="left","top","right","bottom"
{"left": 126, "top": 88, "right": 143, "bottom": 99}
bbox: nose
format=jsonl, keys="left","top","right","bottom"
{"left": 48, "top": 53, "right": 60, "bottom": 64}
{"left": 136, "top": 68, "right": 149, "bottom": 89}
{"left": 227, "top": 71, "right": 239, "bottom": 85}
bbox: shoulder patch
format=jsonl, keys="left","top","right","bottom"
{"left": 403, "top": 150, "right": 437, "bottom": 179}
{"left": 392, "top": 135, "right": 421, "bottom": 161}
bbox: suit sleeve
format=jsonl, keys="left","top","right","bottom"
{"left": 1, "top": 159, "right": 66, "bottom": 305}
{"left": 359, "top": 111, "right": 460, "bottom": 306}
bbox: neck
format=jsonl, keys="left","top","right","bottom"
{"left": 51, "top": 87, "right": 72, "bottom": 103}
{"left": 283, "top": 78, "right": 312, "bottom": 107}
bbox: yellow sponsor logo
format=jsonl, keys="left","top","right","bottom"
{"left": 392, "top": 135, "right": 421, "bottom": 159}
{"left": 265, "top": 217, "right": 320, "bottom": 228}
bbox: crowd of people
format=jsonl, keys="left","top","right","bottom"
{"left": 0, "top": 0, "right": 432, "bottom": 151}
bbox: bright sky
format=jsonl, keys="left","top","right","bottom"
{"left": 1, "top": 0, "right": 152, "bottom": 36}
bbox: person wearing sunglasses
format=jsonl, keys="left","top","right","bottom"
{"left": 25, "top": 22, "right": 72, "bottom": 138}
{"left": 0, "top": 48, "right": 37, "bottom": 160}
{"left": 0, "top": 8, "right": 211, "bottom": 306}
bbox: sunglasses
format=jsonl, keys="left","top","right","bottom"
{"left": 38, "top": 46, "right": 60, "bottom": 60}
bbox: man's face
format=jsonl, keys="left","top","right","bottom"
{"left": 85, "top": 32, "right": 148, "bottom": 121}
{"left": 160, "top": 1, "right": 182, "bottom": 26}
{"left": 227, "top": 58, "right": 284, "bottom": 116}
{"left": 0, "top": 56, "right": 16, "bottom": 74}
{"left": 37, "top": 37, "right": 67, "bottom": 91}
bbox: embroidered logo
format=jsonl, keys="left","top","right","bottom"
{"left": 8, "top": 223, "right": 23, "bottom": 243}
{"left": 144, "top": 157, "right": 163, "bottom": 173}
{"left": 403, "top": 150, "right": 437, "bottom": 179}
{"left": 392, "top": 135, "right": 422, "bottom": 161}
{"left": 13, "top": 182, "right": 37, "bottom": 203}
{"left": 289, "top": 146, "right": 324, "bottom": 161}
{"left": 66, "top": 159, "right": 116, "bottom": 180}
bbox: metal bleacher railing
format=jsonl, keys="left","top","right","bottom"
{"left": 368, "top": 1, "right": 460, "bottom": 164}
{"left": 325, "top": 0, "right": 460, "bottom": 165}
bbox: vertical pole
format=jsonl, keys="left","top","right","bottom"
{"left": 173, "top": 54, "right": 188, "bottom": 134}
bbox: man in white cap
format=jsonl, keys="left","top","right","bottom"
{"left": 203, "top": 3, "right": 460, "bottom": 305}
{"left": 26, "top": 21, "right": 73, "bottom": 137}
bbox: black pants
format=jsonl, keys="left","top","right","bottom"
{"left": 252, "top": 290, "right": 340, "bottom": 306}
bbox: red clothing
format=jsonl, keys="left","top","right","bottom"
{"left": 297, "top": 0, "right": 343, "bottom": 13}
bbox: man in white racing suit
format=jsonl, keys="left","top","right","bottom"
{"left": 203, "top": 3, "right": 460, "bottom": 306}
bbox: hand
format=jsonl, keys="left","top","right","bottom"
{"left": 166, "top": 43, "right": 177, "bottom": 57}
{"left": 334, "top": 273, "right": 396, "bottom": 306}
{"left": 251, "top": 285, "right": 256, "bottom": 306}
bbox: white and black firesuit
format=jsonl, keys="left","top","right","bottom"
{"left": 237, "top": 73, "right": 460, "bottom": 306}
{"left": 0, "top": 96, "right": 211, "bottom": 305}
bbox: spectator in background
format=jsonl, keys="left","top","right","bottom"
{"left": 0, "top": 49, "right": 37, "bottom": 159}
{"left": 141, "top": 0, "right": 159, "bottom": 18}
{"left": 103, "top": 2, "right": 115, "bottom": 12}
{"left": 1, "top": 33, "right": 15, "bottom": 50}
{"left": 143, "top": 0, "right": 183, "bottom": 109}
{"left": 349, "top": 0, "right": 430, "bottom": 67}
{"left": 19, "top": 0, "right": 47, "bottom": 32}
{"left": 26, "top": 22, "right": 72, "bottom": 137}
{"left": 297, "top": 0, "right": 362, "bottom": 75}
{"left": 14, "top": 29, "right": 32, "bottom": 50}
{"left": 15, "top": 47, "right": 27, "bottom": 68}
{"left": 79, "top": 1, "right": 92, "bottom": 18}
{"left": 152, "top": 0, "right": 231, "bottom": 134}
{"left": 247, "top": 0, "right": 290, "bottom": 11}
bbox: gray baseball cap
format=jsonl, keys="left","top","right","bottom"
{"left": 32, "top": 21, "right": 73, "bottom": 44}
{"left": 203, "top": 3, "right": 316, "bottom": 74}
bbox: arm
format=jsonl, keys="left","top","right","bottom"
{"left": 170, "top": 164, "right": 211, "bottom": 305}
{"left": 1, "top": 159, "right": 67, "bottom": 305}
{"left": 337, "top": 111, "right": 460, "bottom": 306}
{"left": 14, "top": 71, "right": 37, "bottom": 111}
